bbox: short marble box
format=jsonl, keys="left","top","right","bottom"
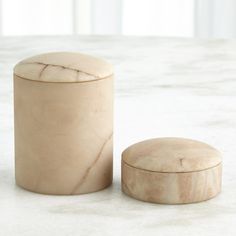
{"left": 122, "top": 137, "right": 222, "bottom": 204}
{"left": 14, "top": 52, "right": 113, "bottom": 195}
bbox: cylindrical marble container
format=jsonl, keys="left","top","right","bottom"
{"left": 122, "top": 137, "right": 222, "bottom": 204}
{"left": 14, "top": 52, "right": 113, "bottom": 195}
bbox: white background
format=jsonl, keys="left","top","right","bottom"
{"left": 1, "top": 0, "right": 235, "bottom": 38}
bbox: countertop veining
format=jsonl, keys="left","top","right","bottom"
{"left": 1, "top": 35, "right": 236, "bottom": 236}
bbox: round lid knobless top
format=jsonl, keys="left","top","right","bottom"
{"left": 14, "top": 52, "right": 113, "bottom": 83}
{"left": 122, "top": 137, "right": 222, "bottom": 173}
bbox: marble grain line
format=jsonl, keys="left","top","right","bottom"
{"left": 38, "top": 64, "right": 48, "bottom": 79}
{"left": 71, "top": 132, "right": 113, "bottom": 194}
{"left": 19, "top": 61, "right": 113, "bottom": 80}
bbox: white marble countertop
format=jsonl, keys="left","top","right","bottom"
{"left": 1, "top": 36, "right": 236, "bottom": 236}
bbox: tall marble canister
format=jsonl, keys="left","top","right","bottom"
{"left": 14, "top": 52, "right": 113, "bottom": 195}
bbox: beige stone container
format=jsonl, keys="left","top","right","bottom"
{"left": 122, "top": 137, "right": 222, "bottom": 204}
{"left": 14, "top": 52, "right": 113, "bottom": 195}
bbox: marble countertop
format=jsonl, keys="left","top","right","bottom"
{"left": 1, "top": 35, "right": 236, "bottom": 236}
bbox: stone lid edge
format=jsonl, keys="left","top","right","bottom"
{"left": 122, "top": 159, "right": 222, "bottom": 174}
{"left": 14, "top": 72, "right": 113, "bottom": 83}
{"left": 13, "top": 52, "right": 114, "bottom": 83}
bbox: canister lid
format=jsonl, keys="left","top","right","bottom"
{"left": 14, "top": 52, "right": 113, "bottom": 83}
{"left": 122, "top": 137, "right": 222, "bottom": 173}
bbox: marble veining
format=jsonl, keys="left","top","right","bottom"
{"left": 1, "top": 35, "right": 236, "bottom": 235}
{"left": 71, "top": 133, "right": 113, "bottom": 194}
{"left": 14, "top": 52, "right": 113, "bottom": 82}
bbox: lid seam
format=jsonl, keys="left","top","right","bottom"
{"left": 14, "top": 73, "right": 113, "bottom": 84}
{"left": 122, "top": 160, "right": 222, "bottom": 174}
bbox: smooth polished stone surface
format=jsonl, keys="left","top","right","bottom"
{"left": 122, "top": 137, "right": 222, "bottom": 204}
{"left": 1, "top": 35, "right": 236, "bottom": 235}
{"left": 14, "top": 52, "right": 113, "bottom": 82}
{"left": 14, "top": 52, "right": 113, "bottom": 195}
{"left": 122, "top": 137, "right": 222, "bottom": 172}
